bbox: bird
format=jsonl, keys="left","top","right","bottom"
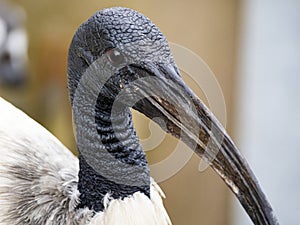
{"left": 0, "top": 0, "right": 28, "bottom": 87}
{"left": 0, "top": 7, "right": 279, "bottom": 225}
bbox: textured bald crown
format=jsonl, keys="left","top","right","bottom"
{"left": 67, "top": 7, "right": 175, "bottom": 104}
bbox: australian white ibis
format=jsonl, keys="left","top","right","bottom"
{"left": 0, "top": 7, "right": 279, "bottom": 225}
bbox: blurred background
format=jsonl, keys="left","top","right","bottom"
{"left": 0, "top": 0, "right": 299, "bottom": 224}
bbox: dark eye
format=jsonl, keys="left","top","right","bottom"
{"left": 106, "top": 48, "right": 125, "bottom": 66}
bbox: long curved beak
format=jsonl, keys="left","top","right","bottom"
{"left": 129, "top": 62, "right": 279, "bottom": 225}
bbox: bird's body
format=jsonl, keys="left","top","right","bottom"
{"left": 0, "top": 7, "right": 278, "bottom": 225}
{"left": 0, "top": 97, "right": 170, "bottom": 224}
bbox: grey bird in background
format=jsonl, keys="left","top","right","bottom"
{"left": 0, "top": 0, "right": 28, "bottom": 87}
{"left": 0, "top": 7, "right": 279, "bottom": 225}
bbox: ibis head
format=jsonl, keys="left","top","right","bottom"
{"left": 67, "top": 7, "right": 278, "bottom": 225}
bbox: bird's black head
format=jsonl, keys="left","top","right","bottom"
{"left": 68, "top": 7, "right": 175, "bottom": 105}
{"left": 67, "top": 7, "right": 278, "bottom": 225}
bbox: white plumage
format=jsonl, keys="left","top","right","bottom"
{"left": 0, "top": 97, "right": 170, "bottom": 224}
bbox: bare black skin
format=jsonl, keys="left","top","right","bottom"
{"left": 68, "top": 7, "right": 279, "bottom": 225}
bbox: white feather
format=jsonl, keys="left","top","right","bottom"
{"left": 89, "top": 179, "right": 171, "bottom": 225}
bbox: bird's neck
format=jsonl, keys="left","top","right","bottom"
{"left": 73, "top": 93, "right": 150, "bottom": 212}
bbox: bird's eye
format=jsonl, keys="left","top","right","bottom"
{"left": 106, "top": 48, "right": 125, "bottom": 66}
